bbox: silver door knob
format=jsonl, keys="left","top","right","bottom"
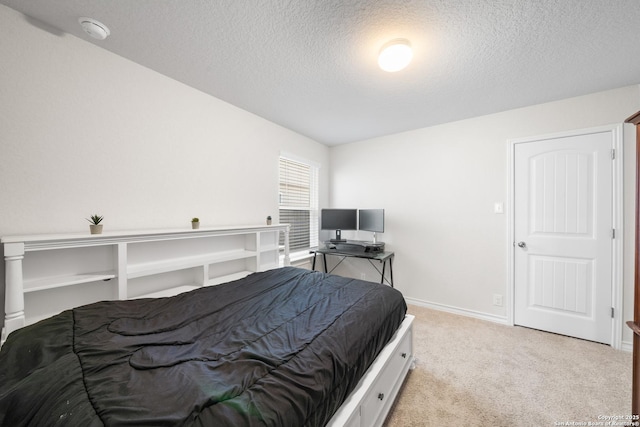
{"left": 517, "top": 241, "right": 526, "bottom": 248}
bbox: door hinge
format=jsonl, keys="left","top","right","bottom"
{"left": 611, "top": 149, "right": 616, "bottom": 160}
{"left": 611, "top": 229, "right": 616, "bottom": 239}
{"left": 611, "top": 307, "right": 615, "bottom": 318}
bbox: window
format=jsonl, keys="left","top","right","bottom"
{"left": 278, "top": 155, "right": 319, "bottom": 252}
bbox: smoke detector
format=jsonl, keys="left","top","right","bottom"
{"left": 79, "top": 17, "right": 110, "bottom": 40}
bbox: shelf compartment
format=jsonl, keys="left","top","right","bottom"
{"left": 132, "top": 285, "right": 200, "bottom": 300}
{"left": 132, "top": 270, "right": 254, "bottom": 299}
{"left": 24, "top": 281, "right": 115, "bottom": 326}
{"left": 23, "top": 272, "right": 116, "bottom": 293}
{"left": 127, "top": 249, "right": 257, "bottom": 279}
{"left": 207, "top": 271, "right": 253, "bottom": 286}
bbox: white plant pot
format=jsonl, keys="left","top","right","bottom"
{"left": 89, "top": 224, "right": 103, "bottom": 234}
{"left": 192, "top": 222, "right": 200, "bottom": 229}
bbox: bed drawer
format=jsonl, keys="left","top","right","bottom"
{"left": 360, "top": 326, "right": 413, "bottom": 427}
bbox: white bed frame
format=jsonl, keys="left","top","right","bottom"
{"left": 1, "top": 225, "right": 413, "bottom": 426}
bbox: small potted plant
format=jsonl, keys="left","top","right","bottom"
{"left": 191, "top": 217, "right": 200, "bottom": 229}
{"left": 87, "top": 214, "right": 104, "bottom": 234}
{"left": 266, "top": 215, "right": 272, "bottom": 225}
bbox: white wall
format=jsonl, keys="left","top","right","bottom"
{"left": 329, "top": 85, "right": 640, "bottom": 344}
{"left": 0, "top": 6, "right": 329, "bottom": 324}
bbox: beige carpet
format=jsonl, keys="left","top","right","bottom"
{"left": 383, "top": 304, "right": 632, "bottom": 427}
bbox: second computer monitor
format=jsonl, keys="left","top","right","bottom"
{"left": 358, "top": 209, "right": 384, "bottom": 233}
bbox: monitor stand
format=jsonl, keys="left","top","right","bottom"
{"left": 329, "top": 229, "right": 346, "bottom": 243}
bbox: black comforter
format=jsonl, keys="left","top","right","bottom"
{"left": 0, "top": 267, "right": 406, "bottom": 426}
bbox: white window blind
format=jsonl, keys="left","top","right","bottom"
{"left": 279, "top": 156, "right": 319, "bottom": 251}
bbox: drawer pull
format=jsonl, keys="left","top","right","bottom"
{"left": 378, "top": 393, "right": 384, "bottom": 401}
{"left": 401, "top": 352, "right": 407, "bottom": 358}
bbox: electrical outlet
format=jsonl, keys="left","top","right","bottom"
{"left": 493, "top": 294, "right": 503, "bottom": 307}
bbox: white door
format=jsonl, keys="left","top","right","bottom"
{"left": 513, "top": 130, "right": 613, "bottom": 344}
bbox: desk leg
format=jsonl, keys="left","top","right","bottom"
{"left": 312, "top": 253, "right": 317, "bottom": 271}
{"left": 381, "top": 260, "right": 386, "bottom": 285}
{"left": 389, "top": 258, "right": 394, "bottom": 288}
{"left": 322, "top": 254, "right": 328, "bottom": 273}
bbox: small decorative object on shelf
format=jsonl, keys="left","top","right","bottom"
{"left": 87, "top": 214, "right": 104, "bottom": 235}
{"left": 191, "top": 217, "right": 200, "bottom": 229}
{"left": 266, "top": 216, "right": 272, "bottom": 225}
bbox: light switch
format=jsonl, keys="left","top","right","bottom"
{"left": 494, "top": 202, "right": 504, "bottom": 214}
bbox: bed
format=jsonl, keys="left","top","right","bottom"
{"left": 0, "top": 266, "right": 411, "bottom": 426}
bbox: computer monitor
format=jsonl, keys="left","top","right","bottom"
{"left": 358, "top": 209, "right": 384, "bottom": 243}
{"left": 321, "top": 209, "right": 357, "bottom": 242}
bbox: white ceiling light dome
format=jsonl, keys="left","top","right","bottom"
{"left": 378, "top": 39, "right": 413, "bottom": 72}
{"left": 79, "top": 17, "right": 110, "bottom": 40}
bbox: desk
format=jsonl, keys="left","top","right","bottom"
{"left": 310, "top": 248, "right": 394, "bottom": 287}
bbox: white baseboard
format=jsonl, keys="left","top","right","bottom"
{"left": 405, "top": 297, "right": 634, "bottom": 353}
{"left": 404, "top": 297, "right": 510, "bottom": 326}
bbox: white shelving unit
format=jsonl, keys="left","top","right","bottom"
{"left": 1, "top": 224, "right": 290, "bottom": 345}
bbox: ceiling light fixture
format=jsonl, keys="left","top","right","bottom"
{"left": 78, "top": 17, "right": 110, "bottom": 40}
{"left": 378, "top": 39, "right": 413, "bottom": 72}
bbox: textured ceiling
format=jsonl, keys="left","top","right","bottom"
{"left": 2, "top": 0, "right": 640, "bottom": 145}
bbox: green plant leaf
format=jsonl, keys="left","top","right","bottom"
{"left": 87, "top": 214, "right": 104, "bottom": 225}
